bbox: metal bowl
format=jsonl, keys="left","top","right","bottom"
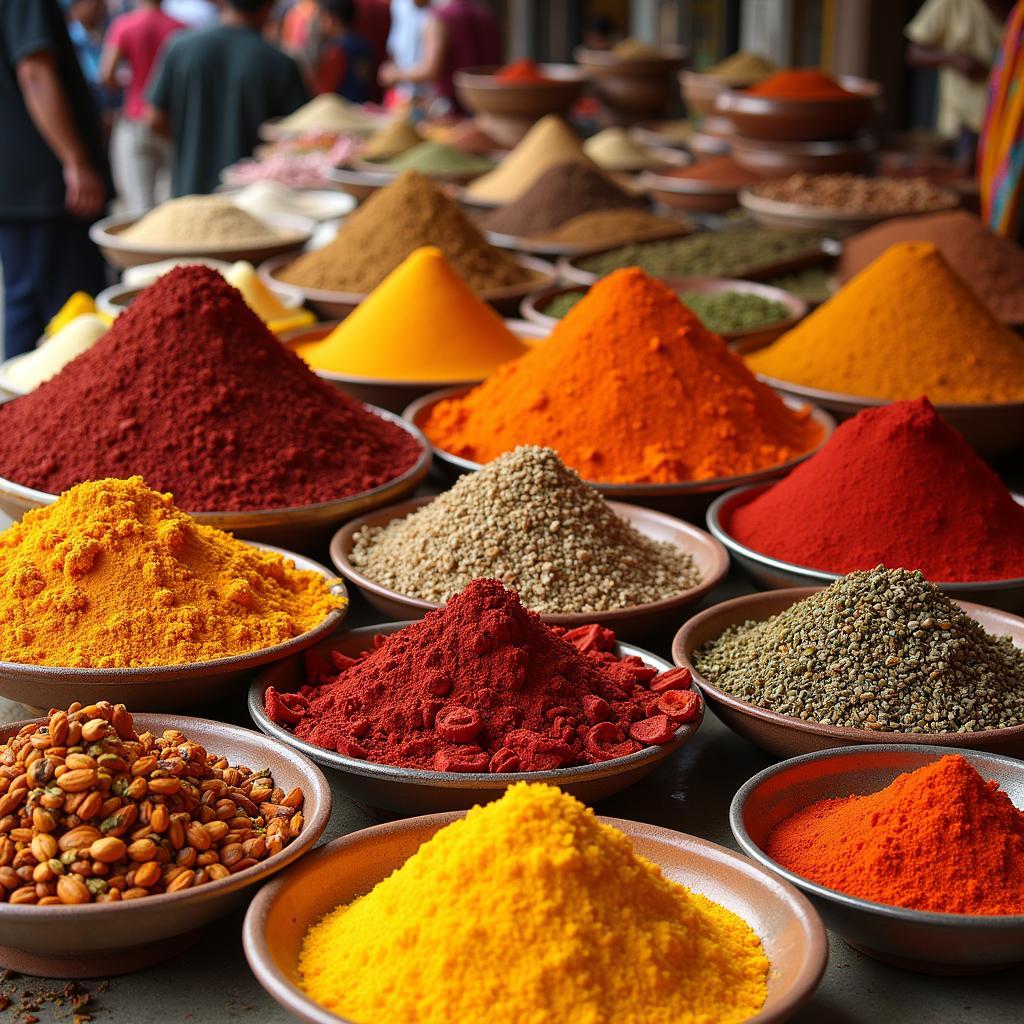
{"left": 672, "top": 587, "right": 1024, "bottom": 758}
{"left": 404, "top": 385, "right": 836, "bottom": 520}
{"left": 731, "top": 744, "right": 1024, "bottom": 972}
{"left": 329, "top": 496, "right": 730, "bottom": 638}
{"left": 248, "top": 624, "right": 702, "bottom": 815}
{"left": 244, "top": 810, "right": 826, "bottom": 1023}
{"left": 0, "top": 712, "right": 330, "bottom": 978}
{"left": 708, "top": 484, "right": 1024, "bottom": 612}
{"left": 0, "top": 543, "right": 348, "bottom": 715}
{"left": 0, "top": 407, "right": 431, "bottom": 549}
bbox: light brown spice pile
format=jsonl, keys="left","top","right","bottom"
{"left": 120, "top": 195, "right": 289, "bottom": 248}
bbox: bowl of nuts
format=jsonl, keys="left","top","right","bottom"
{"left": 0, "top": 701, "right": 331, "bottom": 978}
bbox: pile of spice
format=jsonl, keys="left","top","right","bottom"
{"left": 267, "top": 578, "right": 701, "bottom": 770}
{"left": 422, "top": 269, "right": 823, "bottom": 483}
{"left": 578, "top": 228, "right": 825, "bottom": 281}
{"left": 0, "top": 701, "right": 305, "bottom": 904}
{"left": 120, "top": 195, "right": 294, "bottom": 249}
{"left": 5, "top": 313, "right": 107, "bottom": 392}
{"left": 0, "top": 477, "right": 343, "bottom": 668}
{"left": 298, "top": 783, "right": 767, "bottom": 1023}
{"left": 727, "top": 398, "right": 1024, "bottom": 581}
{"left": 751, "top": 173, "right": 958, "bottom": 214}
{"left": 371, "top": 140, "right": 494, "bottom": 176}
{"left": 278, "top": 171, "right": 532, "bottom": 293}
{"left": 275, "top": 93, "right": 376, "bottom": 134}
{"left": 292, "top": 247, "right": 527, "bottom": 381}
{"left": 654, "top": 156, "right": 763, "bottom": 189}
{"left": 481, "top": 160, "right": 645, "bottom": 237}
{"left": 0, "top": 267, "right": 422, "bottom": 511}
{"left": 494, "top": 57, "right": 551, "bottom": 84}
{"left": 694, "top": 566, "right": 1024, "bottom": 733}
{"left": 538, "top": 208, "right": 686, "bottom": 247}
{"left": 583, "top": 127, "right": 664, "bottom": 170}
{"left": 705, "top": 51, "right": 777, "bottom": 84}
{"left": 838, "top": 209, "right": 1024, "bottom": 323}
{"left": 360, "top": 116, "right": 423, "bottom": 160}
{"left": 350, "top": 446, "right": 700, "bottom": 612}
{"left": 746, "top": 68, "right": 855, "bottom": 100}
{"left": 747, "top": 242, "right": 1024, "bottom": 403}
{"left": 465, "top": 115, "right": 591, "bottom": 204}
{"left": 767, "top": 755, "right": 1024, "bottom": 915}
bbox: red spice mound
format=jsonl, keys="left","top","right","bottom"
{"left": 767, "top": 755, "right": 1024, "bottom": 915}
{"left": 0, "top": 266, "right": 422, "bottom": 512}
{"left": 496, "top": 58, "right": 551, "bottom": 84}
{"left": 727, "top": 397, "right": 1024, "bottom": 582}
{"left": 747, "top": 68, "right": 854, "bottom": 100}
{"left": 265, "top": 578, "right": 700, "bottom": 772}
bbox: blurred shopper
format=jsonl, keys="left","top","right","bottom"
{"left": 163, "top": 0, "right": 219, "bottom": 28}
{"left": 383, "top": 0, "right": 428, "bottom": 107}
{"left": 979, "top": 0, "right": 1023, "bottom": 240}
{"left": 67, "top": 0, "right": 119, "bottom": 128}
{"left": 0, "top": 0, "right": 110, "bottom": 357}
{"left": 315, "top": 0, "right": 374, "bottom": 101}
{"left": 101, "top": 0, "right": 184, "bottom": 214}
{"left": 148, "top": 0, "right": 308, "bottom": 195}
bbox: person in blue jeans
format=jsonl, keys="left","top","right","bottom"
{"left": 0, "top": 0, "right": 110, "bottom": 358}
{"left": 314, "top": 0, "right": 374, "bottom": 103}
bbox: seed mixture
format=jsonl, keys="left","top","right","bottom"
{"left": 350, "top": 446, "right": 699, "bottom": 613}
{"left": 0, "top": 702, "right": 305, "bottom": 905}
{"left": 750, "top": 173, "right": 958, "bottom": 214}
{"left": 694, "top": 567, "right": 1024, "bottom": 732}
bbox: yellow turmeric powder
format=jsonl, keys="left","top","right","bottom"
{"left": 0, "top": 477, "right": 344, "bottom": 668}
{"left": 299, "top": 783, "right": 769, "bottom": 1024}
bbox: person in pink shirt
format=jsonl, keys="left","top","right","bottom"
{"left": 100, "top": 0, "right": 184, "bottom": 214}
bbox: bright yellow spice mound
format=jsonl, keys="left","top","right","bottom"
{"left": 0, "top": 477, "right": 344, "bottom": 668}
{"left": 299, "top": 783, "right": 769, "bottom": 1024}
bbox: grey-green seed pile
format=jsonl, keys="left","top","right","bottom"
{"left": 350, "top": 446, "right": 700, "bottom": 614}
{"left": 694, "top": 567, "right": 1024, "bottom": 733}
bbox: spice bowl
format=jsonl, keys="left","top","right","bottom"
{"left": 730, "top": 135, "right": 877, "bottom": 177}
{"left": 328, "top": 496, "right": 730, "bottom": 637}
{"left": 642, "top": 168, "right": 748, "bottom": 214}
{"left": 0, "top": 543, "right": 348, "bottom": 714}
{"left": 731, "top": 745, "right": 1024, "bottom": 972}
{"left": 0, "top": 712, "right": 330, "bottom": 978}
{"left": 244, "top": 811, "right": 826, "bottom": 1023}
{"left": 249, "top": 624, "right": 702, "bottom": 815}
{"left": 671, "top": 587, "right": 1024, "bottom": 759}
{"left": 574, "top": 46, "right": 689, "bottom": 124}
{"left": 708, "top": 484, "right": 1024, "bottom": 612}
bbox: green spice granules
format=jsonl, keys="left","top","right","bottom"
{"left": 694, "top": 567, "right": 1024, "bottom": 733}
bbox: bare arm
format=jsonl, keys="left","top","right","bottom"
{"left": 906, "top": 42, "right": 990, "bottom": 79}
{"left": 98, "top": 38, "right": 121, "bottom": 92}
{"left": 380, "top": 16, "right": 447, "bottom": 86}
{"left": 17, "top": 51, "right": 104, "bottom": 218}
{"left": 147, "top": 104, "right": 170, "bottom": 137}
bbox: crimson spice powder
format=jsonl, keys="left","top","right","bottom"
{"left": 265, "top": 578, "right": 701, "bottom": 772}
{"left": 0, "top": 266, "right": 422, "bottom": 512}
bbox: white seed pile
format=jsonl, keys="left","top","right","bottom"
{"left": 350, "top": 446, "right": 700, "bottom": 614}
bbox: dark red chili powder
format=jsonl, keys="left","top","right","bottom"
{"left": 265, "top": 578, "right": 700, "bottom": 772}
{"left": 0, "top": 266, "right": 422, "bottom": 512}
{"left": 727, "top": 397, "right": 1024, "bottom": 581}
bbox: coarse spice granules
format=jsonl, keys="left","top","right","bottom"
{"left": 694, "top": 567, "right": 1024, "bottom": 733}
{"left": 350, "top": 446, "right": 700, "bottom": 613}
{"left": 750, "top": 173, "right": 957, "bottom": 214}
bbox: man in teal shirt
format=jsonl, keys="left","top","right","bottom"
{"left": 148, "top": 0, "right": 308, "bottom": 195}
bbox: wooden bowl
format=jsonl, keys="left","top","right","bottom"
{"left": 244, "top": 811, "right": 827, "bottom": 1022}
{"left": 328, "top": 496, "right": 729, "bottom": 638}
{"left": 575, "top": 46, "right": 689, "bottom": 123}
{"left": 88, "top": 213, "right": 312, "bottom": 270}
{"left": 248, "top": 625, "right": 701, "bottom": 814}
{"left": 731, "top": 134, "right": 877, "bottom": 177}
{"left": 732, "top": 745, "right": 1024, "bottom": 972}
{"left": 672, "top": 587, "right": 1024, "bottom": 758}
{"left": 0, "top": 712, "right": 330, "bottom": 978}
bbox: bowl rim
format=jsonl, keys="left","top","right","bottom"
{"left": 328, "top": 494, "right": 731, "bottom": 622}
{"left": 0, "top": 541, "right": 348, "bottom": 680}
{"left": 730, "top": 742, "right": 1024, "bottom": 926}
{"left": 738, "top": 183, "right": 962, "bottom": 223}
{"left": 714, "top": 74, "right": 882, "bottom": 113}
{"left": 707, "top": 483, "right": 1024, "bottom": 591}
{"left": 403, "top": 384, "right": 836, "bottom": 496}
{"left": 671, "top": 586, "right": 1024, "bottom": 746}
{"left": 454, "top": 62, "right": 589, "bottom": 88}
{"left": 214, "top": 185, "right": 357, "bottom": 222}
{"left": 248, "top": 622, "right": 703, "bottom": 786}
{"left": 94, "top": 276, "right": 307, "bottom": 318}
{"left": 0, "top": 711, "right": 331, "bottom": 918}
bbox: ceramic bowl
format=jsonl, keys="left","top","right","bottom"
{"left": 349, "top": 154, "right": 494, "bottom": 186}
{"left": 671, "top": 587, "right": 1024, "bottom": 758}
{"left": 244, "top": 811, "right": 827, "bottom": 1023}
{"left": 93, "top": 278, "right": 306, "bottom": 323}
{"left": 642, "top": 168, "right": 750, "bottom": 213}
{"left": 328, "top": 496, "right": 729, "bottom": 637}
{"left": 89, "top": 213, "right": 313, "bottom": 270}
{"left": 520, "top": 277, "right": 807, "bottom": 354}
{"left": 680, "top": 70, "right": 745, "bottom": 116}
{"left": 631, "top": 119, "right": 695, "bottom": 149}
{"left": 731, "top": 134, "right": 876, "bottom": 177}
{"left": 0, "top": 544, "right": 347, "bottom": 715}
{"left": 0, "top": 407, "right": 431, "bottom": 550}
{"left": 249, "top": 624, "right": 701, "bottom": 815}
{"left": 259, "top": 252, "right": 558, "bottom": 320}
{"left": 751, "top": 374, "right": 1024, "bottom": 460}
{"left": 0, "top": 713, "right": 330, "bottom": 978}
{"left": 216, "top": 186, "right": 357, "bottom": 223}
{"left": 574, "top": 46, "right": 689, "bottom": 123}
{"left": 403, "top": 385, "right": 836, "bottom": 519}
{"left": 731, "top": 744, "right": 1024, "bottom": 972}
{"left": 708, "top": 484, "right": 1024, "bottom": 612}
{"left": 325, "top": 165, "right": 394, "bottom": 201}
